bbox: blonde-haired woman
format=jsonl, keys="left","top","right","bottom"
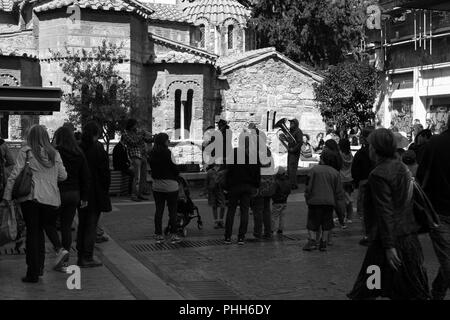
{"left": 2, "top": 125, "right": 67, "bottom": 283}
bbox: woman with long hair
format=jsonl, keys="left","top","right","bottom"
{"left": 77, "top": 121, "right": 111, "bottom": 268}
{"left": 348, "top": 128, "right": 430, "bottom": 300}
{"left": 2, "top": 125, "right": 67, "bottom": 283}
{"left": 44, "top": 126, "right": 91, "bottom": 272}
{"left": 149, "top": 133, "right": 181, "bottom": 244}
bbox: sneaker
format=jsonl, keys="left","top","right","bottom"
{"left": 237, "top": 238, "right": 245, "bottom": 245}
{"left": 171, "top": 235, "right": 182, "bottom": 244}
{"left": 224, "top": 238, "right": 232, "bottom": 245}
{"left": 319, "top": 240, "right": 327, "bottom": 252}
{"left": 54, "top": 249, "right": 70, "bottom": 270}
{"left": 96, "top": 234, "right": 109, "bottom": 244}
{"left": 54, "top": 262, "right": 69, "bottom": 273}
{"left": 155, "top": 235, "right": 165, "bottom": 244}
{"left": 77, "top": 258, "right": 103, "bottom": 268}
{"left": 302, "top": 239, "right": 317, "bottom": 251}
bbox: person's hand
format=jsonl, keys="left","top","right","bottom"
{"left": 386, "top": 248, "right": 402, "bottom": 271}
{"left": 80, "top": 200, "right": 88, "bottom": 209}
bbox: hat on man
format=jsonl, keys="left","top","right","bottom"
{"left": 217, "top": 119, "right": 228, "bottom": 127}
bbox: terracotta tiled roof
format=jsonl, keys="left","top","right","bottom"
{"left": 149, "top": 33, "right": 217, "bottom": 64}
{"left": 33, "top": 0, "right": 155, "bottom": 19}
{"left": 140, "top": 2, "right": 192, "bottom": 24}
{"left": 218, "top": 47, "right": 323, "bottom": 81}
{"left": 183, "top": 0, "right": 251, "bottom": 26}
{"left": 0, "top": 0, "right": 18, "bottom": 11}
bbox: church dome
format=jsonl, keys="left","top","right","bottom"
{"left": 183, "top": 0, "right": 251, "bottom": 26}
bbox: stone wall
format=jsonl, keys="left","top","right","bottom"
{"left": 0, "top": 30, "right": 36, "bottom": 55}
{"left": 221, "top": 57, "right": 325, "bottom": 148}
{"left": 148, "top": 22, "right": 192, "bottom": 45}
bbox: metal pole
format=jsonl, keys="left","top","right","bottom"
{"left": 414, "top": 11, "right": 417, "bottom": 51}
{"left": 430, "top": 10, "right": 433, "bottom": 55}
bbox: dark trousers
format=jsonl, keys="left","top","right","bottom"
{"left": 77, "top": 206, "right": 101, "bottom": 260}
{"left": 225, "top": 185, "right": 253, "bottom": 239}
{"left": 287, "top": 153, "right": 300, "bottom": 187}
{"left": 21, "top": 201, "right": 57, "bottom": 278}
{"left": 251, "top": 196, "right": 272, "bottom": 236}
{"left": 122, "top": 168, "right": 135, "bottom": 195}
{"left": 153, "top": 191, "right": 178, "bottom": 235}
{"left": 430, "top": 216, "right": 450, "bottom": 300}
{"left": 45, "top": 190, "right": 80, "bottom": 252}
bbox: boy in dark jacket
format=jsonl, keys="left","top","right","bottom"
{"left": 271, "top": 167, "right": 291, "bottom": 235}
{"left": 303, "top": 150, "right": 346, "bottom": 252}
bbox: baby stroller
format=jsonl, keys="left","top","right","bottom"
{"left": 164, "top": 177, "right": 203, "bottom": 237}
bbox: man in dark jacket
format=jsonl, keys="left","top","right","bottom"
{"left": 417, "top": 116, "right": 450, "bottom": 300}
{"left": 113, "top": 139, "right": 135, "bottom": 196}
{"left": 287, "top": 119, "right": 303, "bottom": 189}
{"left": 351, "top": 126, "right": 375, "bottom": 246}
{"left": 224, "top": 137, "right": 261, "bottom": 245}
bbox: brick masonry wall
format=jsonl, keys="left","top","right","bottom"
{"left": 221, "top": 57, "right": 326, "bottom": 147}
{"left": 148, "top": 22, "right": 191, "bottom": 45}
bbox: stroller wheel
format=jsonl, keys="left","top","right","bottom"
{"left": 183, "top": 229, "right": 188, "bottom": 237}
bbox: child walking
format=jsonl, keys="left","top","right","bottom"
{"left": 206, "top": 162, "right": 226, "bottom": 229}
{"left": 303, "top": 150, "right": 346, "bottom": 252}
{"left": 339, "top": 139, "right": 354, "bottom": 224}
{"left": 271, "top": 167, "right": 291, "bottom": 235}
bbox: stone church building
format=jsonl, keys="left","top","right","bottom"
{"left": 0, "top": 0, "right": 325, "bottom": 152}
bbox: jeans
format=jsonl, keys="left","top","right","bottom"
{"left": 430, "top": 216, "right": 450, "bottom": 300}
{"left": 272, "top": 203, "right": 287, "bottom": 232}
{"left": 153, "top": 191, "right": 178, "bottom": 235}
{"left": 77, "top": 206, "right": 101, "bottom": 260}
{"left": 287, "top": 153, "right": 300, "bottom": 187}
{"left": 21, "top": 201, "right": 57, "bottom": 278}
{"left": 251, "top": 196, "right": 272, "bottom": 237}
{"left": 225, "top": 184, "right": 254, "bottom": 240}
{"left": 131, "top": 157, "right": 148, "bottom": 197}
{"left": 45, "top": 190, "right": 80, "bottom": 252}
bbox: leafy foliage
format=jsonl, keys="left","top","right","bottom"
{"left": 249, "top": 0, "right": 367, "bottom": 68}
{"left": 314, "top": 60, "right": 378, "bottom": 131}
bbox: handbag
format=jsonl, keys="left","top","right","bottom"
{"left": 0, "top": 201, "right": 18, "bottom": 247}
{"left": 12, "top": 150, "right": 33, "bottom": 200}
{"left": 410, "top": 178, "right": 440, "bottom": 234}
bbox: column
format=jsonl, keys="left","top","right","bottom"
{"left": 413, "top": 67, "right": 426, "bottom": 124}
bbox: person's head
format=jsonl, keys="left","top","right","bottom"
{"left": 81, "top": 121, "right": 101, "bottom": 145}
{"left": 338, "top": 138, "right": 351, "bottom": 155}
{"left": 26, "top": 125, "right": 57, "bottom": 167}
{"left": 324, "top": 139, "right": 339, "bottom": 153}
{"left": 217, "top": 119, "right": 228, "bottom": 130}
{"left": 317, "top": 132, "right": 324, "bottom": 140}
{"left": 74, "top": 131, "right": 82, "bottom": 142}
{"left": 416, "top": 129, "right": 433, "bottom": 145}
{"left": 360, "top": 126, "right": 375, "bottom": 146}
{"left": 402, "top": 150, "right": 417, "bottom": 166}
{"left": 368, "top": 128, "right": 397, "bottom": 163}
{"left": 126, "top": 119, "right": 138, "bottom": 132}
{"left": 153, "top": 132, "right": 170, "bottom": 150}
{"left": 53, "top": 126, "right": 82, "bottom": 155}
{"left": 414, "top": 119, "right": 421, "bottom": 124}
{"left": 303, "top": 134, "right": 310, "bottom": 144}
{"left": 289, "top": 119, "right": 299, "bottom": 130}
{"left": 320, "top": 149, "right": 336, "bottom": 167}
{"left": 426, "top": 118, "right": 432, "bottom": 125}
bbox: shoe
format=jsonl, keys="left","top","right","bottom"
{"left": 224, "top": 238, "right": 232, "bottom": 245}
{"left": 54, "top": 248, "right": 70, "bottom": 270}
{"left": 302, "top": 239, "right": 317, "bottom": 251}
{"left": 155, "top": 235, "right": 165, "bottom": 244}
{"left": 54, "top": 262, "right": 69, "bottom": 273}
{"left": 138, "top": 195, "right": 149, "bottom": 201}
{"left": 77, "top": 258, "right": 103, "bottom": 268}
{"left": 22, "top": 276, "right": 39, "bottom": 283}
{"left": 96, "top": 235, "right": 109, "bottom": 244}
{"left": 359, "top": 237, "right": 369, "bottom": 246}
{"left": 341, "top": 224, "right": 348, "bottom": 230}
{"left": 131, "top": 196, "right": 142, "bottom": 202}
{"left": 171, "top": 235, "right": 182, "bottom": 244}
{"left": 319, "top": 240, "right": 327, "bottom": 251}
{"left": 237, "top": 238, "right": 245, "bottom": 245}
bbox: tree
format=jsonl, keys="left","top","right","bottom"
{"left": 313, "top": 60, "right": 378, "bottom": 132}
{"left": 52, "top": 40, "right": 132, "bottom": 151}
{"left": 249, "top": 0, "right": 367, "bottom": 68}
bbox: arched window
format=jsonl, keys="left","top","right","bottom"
{"left": 184, "top": 89, "right": 193, "bottom": 139}
{"left": 228, "top": 25, "right": 234, "bottom": 50}
{"left": 174, "top": 89, "right": 182, "bottom": 139}
{"left": 272, "top": 112, "right": 277, "bottom": 130}
{"left": 199, "top": 24, "right": 205, "bottom": 48}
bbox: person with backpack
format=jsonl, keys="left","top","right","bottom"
{"left": 348, "top": 128, "right": 430, "bottom": 300}
{"left": 2, "top": 125, "right": 67, "bottom": 283}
